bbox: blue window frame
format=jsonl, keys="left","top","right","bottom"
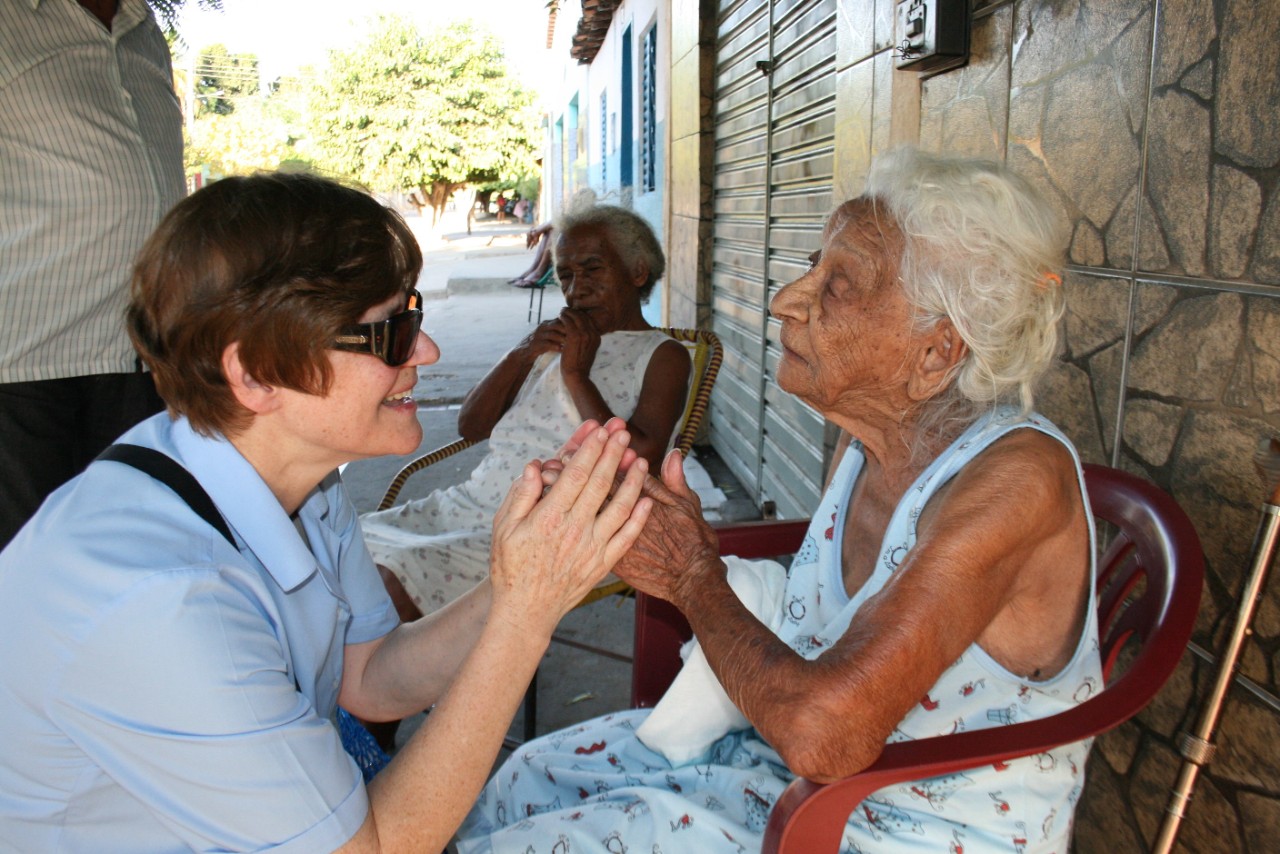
{"left": 641, "top": 25, "right": 657, "bottom": 193}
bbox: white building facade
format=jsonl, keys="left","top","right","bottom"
{"left": 540, "top": 0, "right": 668, "bottom": 325}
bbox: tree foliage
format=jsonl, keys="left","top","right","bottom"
{"left": 148, "top": 0, "right": 221, "bottom": 33}
{"left": 308, "top": 16, "right": 541, "bottom": 224}
{"left": 186, "top": 97, "right": 309, "bottom": 178}
{"left": 194, "top": 44, "right": 259, "bottom": 116}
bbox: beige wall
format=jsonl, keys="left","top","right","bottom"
{"left": 665, "top": 0, "right": 716, "bottom": 327}
{"left": 667, "top": 0, "right": 1280, "bottom": 848}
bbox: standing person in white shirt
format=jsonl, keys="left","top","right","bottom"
{"left": 0, "top": 0, "right": 186, "bottom": 547}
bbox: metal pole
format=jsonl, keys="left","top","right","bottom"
{"left": 1152, "top": 438, "right": 1280, "bottom": 853}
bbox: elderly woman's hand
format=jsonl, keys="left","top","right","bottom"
{"left": 613, "top": 450, "right": 722, "bottom": 608}
{"left": 556, "top": 308, "right": 602, "bottom": 380}
{"left": 488, "top": 424, "right": 651, "bottom": 633}
{"left": 518, "top": 318, "right": 568, "bottom": 360}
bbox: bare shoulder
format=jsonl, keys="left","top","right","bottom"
{"left": 641, "top": 338, "right": 693, "bottom": 389}
{"left": 652, "top": 337, "right": 692, "bottom": 369}
{"left": 936, "top": 427, "right": 1090, "bottom": 678}
{"left": 946, "top": 427, "right": 1081, "bottom": 522}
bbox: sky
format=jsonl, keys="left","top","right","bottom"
{"left": 176, "top": 0, "right": 555, "bottom": 84}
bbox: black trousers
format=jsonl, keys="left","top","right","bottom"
{"left": 0, "top": 372, "right": 165, "bottom": 549}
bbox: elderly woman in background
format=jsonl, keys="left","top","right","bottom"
{"left": 362, "top": 196, "right": 690, "bottom": 622}
{"left": 455, "top": 147, "right": 1100, "bottom": 853}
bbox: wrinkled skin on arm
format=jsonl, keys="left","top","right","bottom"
{"left": 615, "top": 431, "right": 1090, "bottom": 783}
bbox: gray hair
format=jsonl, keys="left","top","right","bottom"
{"left": 864, "top": 147, "right": 1069, "bottom": 430}
{"left": 553, "top": 190, "right": 666, "bottom": 300}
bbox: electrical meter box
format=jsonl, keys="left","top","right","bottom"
{"left": 894, "top": 0, "right": 970, "bottom": 74}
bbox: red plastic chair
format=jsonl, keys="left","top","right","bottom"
{"left": 629, "top": 464, "right": 1204, "bottom": 854}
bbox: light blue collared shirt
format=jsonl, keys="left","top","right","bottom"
{"left": 0, "top": 414, "right": 399, "bottom": 852}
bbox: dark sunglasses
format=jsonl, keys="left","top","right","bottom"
{"left": 331, "top": 290, "right": 424, "bottom": 366}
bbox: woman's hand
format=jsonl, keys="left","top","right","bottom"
{"left": 518, "top": 318, "right": 568, "bottom": 360}
{"left": 526, "top": 222, "right": 552, "bottom": 248}
{"left": 556, "top": 308, "right": 602, "bottom": 380}
{"left": 613, "top": 450, "right": 722, "bottom": 607}
{"left": 488, "top": 424, "right": 651, "bottom": 634}
{"left": 539, "top": 418, "right": 639, "bottom": 488}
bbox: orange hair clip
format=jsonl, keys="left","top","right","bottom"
{"left": 1039, "top": 272, "right": 1063, "bottom": 290}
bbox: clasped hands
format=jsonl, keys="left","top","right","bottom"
{"left": 523, "top": 309, "right": 601, "bottom": 378}
{"left": 527, "top": 418, "right": 724, "bottom": 610}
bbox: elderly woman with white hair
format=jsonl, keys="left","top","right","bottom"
{"left": 361, "top": 195, "right": 691, "bottom": 621}
{"left": 454, "top": 147, "right": 1101, "bottom": 853}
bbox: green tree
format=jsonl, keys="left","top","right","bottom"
{"left": 195, "top": 44, "right": 260, "bottom": 116}
{"left": 308, "top": 15, "right": 540, "bottom": 225}
{"left": 186, "top": 97, "right": 310, "bottom": 178}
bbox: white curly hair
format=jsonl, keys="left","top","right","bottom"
{"left": 863, "top": 147, "right": 1069, "bottom": 431}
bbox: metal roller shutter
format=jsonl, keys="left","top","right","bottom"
{"left": 709, "top": 0, "right": 836, "bottom": 519}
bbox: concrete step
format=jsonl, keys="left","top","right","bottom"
{"left": 446, "top": 276, "right": 531, "bottom": 294}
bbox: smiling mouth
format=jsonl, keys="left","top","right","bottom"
{"left": 382, "top": 392, "right": 414, "bottom": 406}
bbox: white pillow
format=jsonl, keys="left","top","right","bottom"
{"left": 636, "top": 556, "right": 788, "bottom": 766}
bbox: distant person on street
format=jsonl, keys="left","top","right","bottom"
{"left": 0, "top": 0, "right": 185, "bottom": 549}
{"left": 508, "top": 221, "right": 555, "bottom": 287}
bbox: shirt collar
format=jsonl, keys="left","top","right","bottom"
{"left": 169, "top": 418, "right": 325, "bottom": 593}
{"left": 33, "top": 0, "right": 153, "bottom": 35}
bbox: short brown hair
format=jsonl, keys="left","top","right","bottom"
{"left": 128, "top": 172, "right": 422, "bottom": 436}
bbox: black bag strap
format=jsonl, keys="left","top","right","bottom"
{"left": 96, "top": 444, "right": 235, "bottom": 547}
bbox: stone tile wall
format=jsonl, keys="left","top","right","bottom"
{"left": 667, "top": 0, "right": 1279, "bottom": 847}
{"left": 924, "top": 1, "right": 1280, "bottom": 849}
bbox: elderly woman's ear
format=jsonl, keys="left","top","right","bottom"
{"left": 630, "top": 261, "right": 650, "bottom": 291}
{"left": 907, "top": 317, "right": 968, "bottom": 402}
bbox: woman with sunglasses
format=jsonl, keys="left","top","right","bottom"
{"left": 0, "top": 172, "right": 653, "bottom": 853}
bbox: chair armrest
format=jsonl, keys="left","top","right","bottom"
{"left": 377, "top": 438, "right": 479, "bottom": 510}
{"left": 712, "top": 519, "right": 809, "bottom": 558}
{"left": 763, "top": 670, "right": 1172, "bottom": 853}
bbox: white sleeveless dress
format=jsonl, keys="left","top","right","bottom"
{"left": 456, "top": 408, "right": 1102, "bottom": 853}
